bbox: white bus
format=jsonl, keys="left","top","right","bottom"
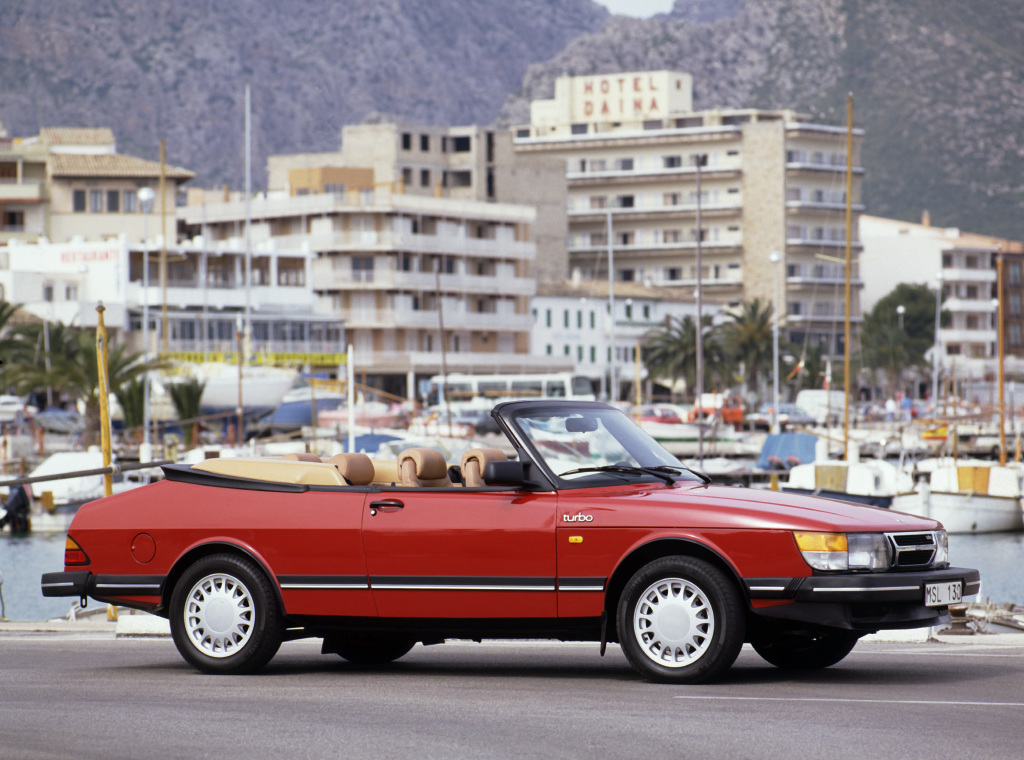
{"left": 426, "top": 372, "right": 596, "bottom": 407}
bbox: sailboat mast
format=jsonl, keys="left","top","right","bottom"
{"left": 843, "top": 94, "right": 853, "bottom": 460}
{"left": 244, "top": 82, "right": 253, "bottom": 344}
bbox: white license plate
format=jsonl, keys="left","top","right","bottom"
{"left": 924, "top": 581, "right": 962, "bottom": 607}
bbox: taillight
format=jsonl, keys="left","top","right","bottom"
{"left": 65, "top": 535, "right": 90, "bottom": 566}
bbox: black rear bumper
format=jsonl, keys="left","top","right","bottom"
{"left": 745, "top": 566, "right": 981, "bottom": 631}
{"left": 41, "top": 571, "right": 91, "bottom": 598}
{"left": 41, "top": 571, "right": 165, "bottom": 599}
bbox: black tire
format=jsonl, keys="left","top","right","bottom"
{"left": 324, "top": 636, "right": 416, "bottom": 664}
{"left": 169, "top": 553, "right": 283, "bottom": 674}
{"left": 752, "top": 628, "right": 861, "bottom": 670}
{"left": 616, "top": 557, "right": 745, "bottom": 684}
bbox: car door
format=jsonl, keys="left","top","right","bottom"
{"left": 361, "top": 487, "right": 557, "bottom": 619}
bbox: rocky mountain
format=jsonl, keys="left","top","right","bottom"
{"left": 0, "top": 0, "right": 608, "bottom": 188}
{"left": 2, "top": 0, "right": 1021, "bottom": 240}
{"left": 500, "top": 0, "right": 1024, "bottom": 239}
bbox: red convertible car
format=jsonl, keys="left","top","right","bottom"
{"left": 42, "top": 400, "right": 979, "bottom": 683}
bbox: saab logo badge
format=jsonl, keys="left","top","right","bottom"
{"left": 563, "top": 512, "right": 594, "bottom": 523}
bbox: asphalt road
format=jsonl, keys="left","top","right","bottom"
{"left": 1, "top": 634, "right": 1022, "bottom": 760}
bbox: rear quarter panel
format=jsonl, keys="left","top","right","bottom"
{"left": 67, "top": 479, "right": 375, "bottom": 617}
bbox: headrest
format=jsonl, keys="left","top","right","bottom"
{"left": 326, "top": 453, "right": 375, "bottom": 485}
{"left": 399, "top": 448, "right": 449, "bottom": 480}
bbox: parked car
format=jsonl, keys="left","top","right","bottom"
{"left": 42, "top": 400, "right": 979, "bottom": 684}
{"left": 746, "top": 403, "right": 817, "bottom": 431}
{"left": 33, "top": 408, "right": 85, "bottom": 435}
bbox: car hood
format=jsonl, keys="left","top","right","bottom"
{"left": 557, "top": 482, "right": 941, "bottom": 533}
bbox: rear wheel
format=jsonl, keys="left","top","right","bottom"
{"left": 169, "top": 553, "right": 283, "bottom": 674}
{"left": 617, "top": 557, "right": 745, "bottom": 684}
{"left": 323, "top": 636, "right": 416, "bottom": 664}
{"left": 752, "top": 628, "right": 861, "bottom": 670}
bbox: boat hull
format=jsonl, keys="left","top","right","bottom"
{"left": 891, "top": 491, "right": 1024, "bottom": 534}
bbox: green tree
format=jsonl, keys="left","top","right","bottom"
{"left": 168, "top": 378, "right": 206, "bottom": 447}
{"left": 643, "top": 315, "right": 728, "bottom": 401}
{"left": 860, "top": 283, "right": 942, "bottom": 396}
{"left": 6, "top": 325, "right": 166, "bottom": 445}
{"left": 720, "top": 298, "right": 775, "bottom": 402}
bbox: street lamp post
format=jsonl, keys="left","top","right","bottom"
{"left": 932, "top": 273, "right": 943, "bottom": 412}
{"left": 769, "top": 251, "right": 782, "bottom": 433}
{"left": 693, "top": 153, "right": 707, "bottom": 467}
{"left": 897, "top": 304, "right": 905, "bottom": 331}
{"left": 138, "top": 187, "right": 155, "bottom": 453}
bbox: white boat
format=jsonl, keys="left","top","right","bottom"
{"left": 784, "top": 458, "right": 914, "bottom": 509}
{"left": 891, "top": 459, "right": 1024, "bottom": 534}
{"left": 172, "top": 362, "right": 299, "bottom": 417}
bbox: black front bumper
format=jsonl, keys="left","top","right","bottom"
{"left": 745, "top": 566, "right": 981, "bottom": 631}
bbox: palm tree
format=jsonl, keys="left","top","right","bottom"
{"left": 0, "top": 300, "right": 27, "bottom": 391}
{"left": 168, "top": 378, "right": 206, "bottom": 448}
{"left": 643, "top": 314, "right": 728, "bottom": 401}
{"left": 6, "top": 325, "right": 166, "bottom": 445}
{"left": 720, "top": 298, "right": 775, "bottom": 403}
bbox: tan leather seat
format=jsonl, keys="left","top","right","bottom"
{"left": 283, "top": 452, "right": 322, "bottom": 463}
{"left": 461, "top": 447, "right": 507, "bottom": 487}
{"left": 326, "top": 453, "right": 375, "bottom": 485}
{"left": 398, "top": 447, "right": 452, "bottom": 487}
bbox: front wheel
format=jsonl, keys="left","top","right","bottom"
{"left": 617, "top": 557, "right": 745, "bottom": 684}
{"left": 169, "top": 553, "right": 283, "bottom": 674}
{"left": 752, "top": 628, "right": 861, "bottom": 670}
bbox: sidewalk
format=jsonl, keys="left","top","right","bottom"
{"left": 2, "top": 613, "right": 1022, "bottom": 644}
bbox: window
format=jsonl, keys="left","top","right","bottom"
{"left": 545, "top": 309, "right": 552, "bottom": 327}
{"left": 615, "top": 158, "right": 634, "bottom": 171}
{"left": 666, "top": 267, "right": 681, "bottom": 281}
{"left": 89, "top": 190, "right": 103, "bottom": 212}
{"left": 663, "top": 192, "right": 681, "bottom": 206}
{"left": 571, "top": 124, "right": 588, "bottom": 135}
{"left": 643, "top": 120, "right": 662, "bottom": 130}
{"left": 1011, "top": 323, "right": 1022, "bottom": 347}
{"left": 420, "top": 169, "right": 430, "bottom": 187}
{"left": 965, "top": 255, "right": 978, "bottom": 269}
{"left": 722, "top": 115, "right": 750, "bottom": 125}
{"left": 589, "top": 159, "right": 606, "bottom": 172}
{"left": 66, "top": 284, "right": 78, "bottom": 301}
{"left": 966, "top": 315, "right": 979, "bottom": 329}
{"left": 73, "top": 190, "right": 86, "bottom": 212}
{"left": 663, "top": 229, "right": 682, "bottom": 243}
{"left": 1010, "top": 262, "right": 1022, "bottom": 286}
{"left": 123, "top": 190, "right": 137, "bottom": 212}
{"left": 420, "top": 134, "right": 430, "bottom": 151}
{"left": 1011, "top": 293, "right": 1022, "bottom": 316}
{"left": 106, "top": 190, "right": 119, "bottom": 212}
{"left": 351, "top": 256, "right": 374, "bottom": 282}
{"left": 663, "top": 156, "right": 682, "bottom": 169}
{"left": 615, "top": 195, "right": 634, "bottom": 208}
{"left": 43, "top": 284, "right": 54, "bottom": 302}
{"left": 590, "top": 196, "right": 607, "bottom": 209}
{"left": 402, "top": 133, "right": 412, "bottom": 150}
{"left": 617, "top": 231, "right": 634, "bottom": 246}
{"left": 563, "top": 310, "right": 570, "bottom": 328}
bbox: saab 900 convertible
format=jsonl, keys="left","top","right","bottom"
{"left": 42, "top": 400, "right": 980, "bottom": 683}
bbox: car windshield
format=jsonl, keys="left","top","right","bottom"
{"left": 508, "top": 406, "right": 705, "bottom": 486}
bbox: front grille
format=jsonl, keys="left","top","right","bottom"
{"left": 887, "top": 532, "right": 937, "bottom": 568}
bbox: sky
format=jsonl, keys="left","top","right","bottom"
{"left": 595, "top": 0, "right": 675, "bottom": 18}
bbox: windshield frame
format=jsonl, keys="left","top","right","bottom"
{"left": 498, "top": 401, "right": 705, "bottom": 490}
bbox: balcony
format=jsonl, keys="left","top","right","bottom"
{"left": 0, "top": 179, "right": 45, "bottom": 202}
{"left": 310, "top": 262, "right": 535, "bottom": 296}
{"left": 340, "top": 308, "right": 533, "bottom": 332}
{"left": 273, "top": 229, "right": 535, "bottom": 260}
{"left": 568, "top": 202, "right": 741, "bottom": 221}
{"left": 939, "top": 328, "right": 997, "bottom": 345}
{"left": 940, "top": 267, "right": 996, "bottom": 284}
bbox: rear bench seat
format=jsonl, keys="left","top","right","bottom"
{"left": 191, "top": 449, "right": 463, "bottom": 488}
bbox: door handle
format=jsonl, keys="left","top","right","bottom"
{"left": 369, "top": 500, "right": 404, "bottom": 516}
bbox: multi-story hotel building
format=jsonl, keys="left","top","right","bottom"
{"left": 0, "top": 125, "right": 193, "bottom": 246}
{"left": 267, "top": 123, "right": 568, "bottom": 281}
{"left": 180, "top": 186, "right": 558, "bottom": 399}
{"left": 512, "top": 70, "right": 865, "bottom": 357}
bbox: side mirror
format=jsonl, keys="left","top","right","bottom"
{"left": 483, "top": 460, "right": 528, "bottom": 486}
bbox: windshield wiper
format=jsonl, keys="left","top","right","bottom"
{"left": 644, "top": 464, "right": 712, "bottom": 485}
{"left": 558, "top": 465, "right": 678, "bottom": 484}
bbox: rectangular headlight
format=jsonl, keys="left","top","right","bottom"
{"left": 933, "top": 530, "right": 948, "bottom": 565}
{"left": 794, "top": 532, "right": 892, "bottom": 572}
{"left": 847, "top": 533, "right": 892, "bottom": 570}
{"left": 794, "top": 532, "right": 849, "bottom": 571}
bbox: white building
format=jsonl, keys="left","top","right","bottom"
{"left": 860, "top": 214, "right": 1024, "bottom": 380}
